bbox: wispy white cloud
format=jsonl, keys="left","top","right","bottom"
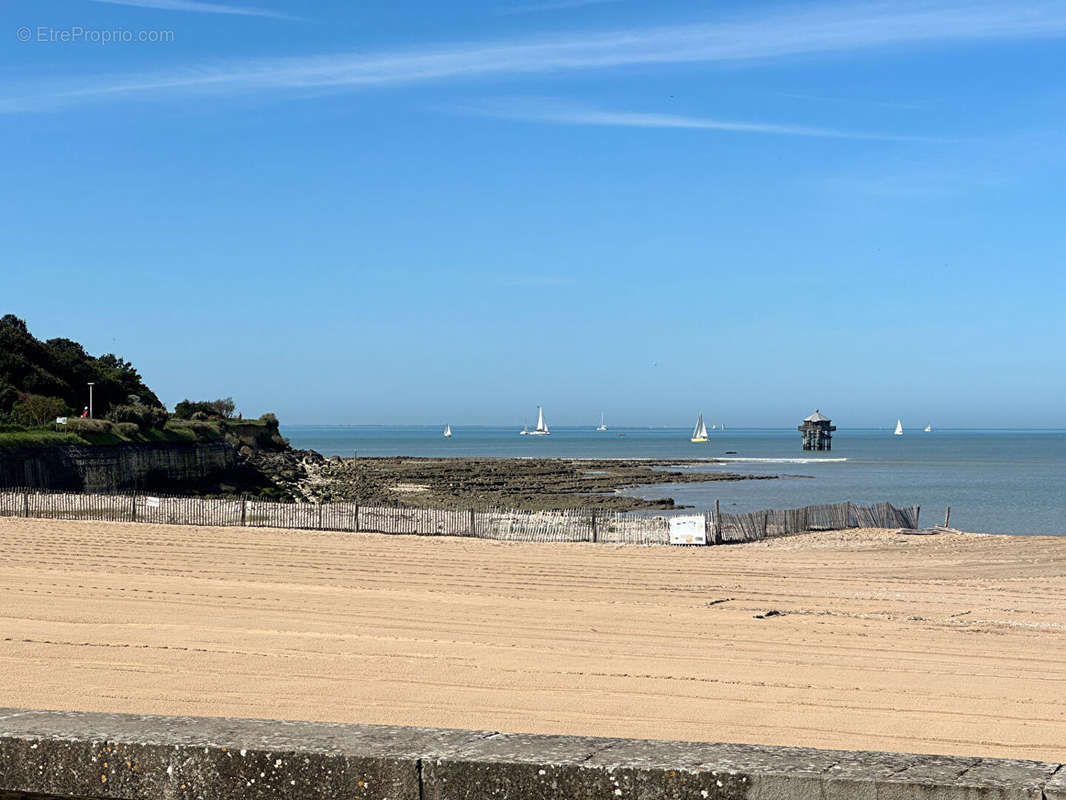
{"left": 87, "top": 0, "right": 293, "bottom": 18}
{"left": 497, "top": 0, "right": 623, "bottom": 16}
{"left": 451, "top": 97, "right": 939, "bottom": 141}
{"left": 7, "top": 1, "right": 1066, "bottom": 112}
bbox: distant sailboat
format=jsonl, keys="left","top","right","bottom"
{"left": 526, "top": 405, "right": 551, "bottom": 436}
{"left": 519, "top": 424, "right": 529, "bottom": 435}
{"left": 691, "top": 412, "right": 709, "bottom": 443}
{"left": 443, "top": 424, "right": 452, "bottom": 438}
{"left": 596, "top": 412, "right": 608, "bottom": 432}
{"left": 924, "top": 424, "right": 933, "bottom": 433}
{"left": 894, "top": 419, "right": 904, "bottom": 436}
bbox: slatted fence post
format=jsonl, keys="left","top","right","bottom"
{"left": 354, "top": 503, "right": 360, "bottom": 532}
{"left": 240, "top": 499, "right": 247, "bottom": 527}
{"left": 22, "top": 491, "right": 29, "bottom": 518}
{"left": 943, "top": 506, "right": 951, "bottom": 528}
{"left": 317, "top": 502, "right": 323, "bottom": 530}
{"left": 130, "top": 491, "right": 137, "bottom": 523}
{"left": 713, "top": 499, "right": 722, "bottom": 545}
{"left": 468, "top": 508, "right": 475, "bottom": 537}
{"left": 590, "top": 511, "right": 597, "bottom": 543}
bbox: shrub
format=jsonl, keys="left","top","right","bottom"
{"left": 165, "top": 419, "right": 222, "bottom": 441}
{"left": 107, "top": 403, "right": 168, "bottom": 431}
{"left": 114, "top": 422, "right": 140, "bottom": 437}
{"left": 12, "top": 393, "right": 70, "bottom": 426}
{"left": 191, "top": 410, "right": 210, "bottom": 421}
{"left": 106, "top": 404, "right": 138, "bottom": 425}
{"left": 65, "top": 418, "right": 114, "bottom": 434}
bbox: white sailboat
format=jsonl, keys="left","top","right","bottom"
{"left": 596, "top": 412, "right": 608, "bottom": 432}
{"left": 894, "top": 419, "right": 904, "bottom": 436}
{"left": 924, "top": 424, "right": 933, "bottom": 433}
{"left": 443, "top": 424, "right": 452, "bottom": 438}
{"left": 526, "top": 405, "right": 551, "bottom": 436}
{"left": 519, "top": 425, "right": 529, "bottom": 435}
{"left": 690, "top": 412, "right": 709, "bottom": 443}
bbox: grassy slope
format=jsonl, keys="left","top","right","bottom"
{"left": 0, "top": 420, "right": 226, "bottom": 450}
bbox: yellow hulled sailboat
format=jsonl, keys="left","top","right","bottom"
{"left": 690, "top": 412, "right": 709, "bottom": 443}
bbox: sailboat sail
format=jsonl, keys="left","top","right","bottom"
{"left": 924, "top": 424, "right": 932, "bottom": 433}
{"left": 691, "top": 413, "right": 708, "bottom": 442}
{"left": 443, "top": 425, "right": 452, "bottom": 438}
{"left": 894, "top": 419, "right": 904, "bottom": 436}
{"left": 597, "top": 412, "right": 607, "bottom": 431}
{"left": 526, "top": 405, "right": 551, "bottom": 435}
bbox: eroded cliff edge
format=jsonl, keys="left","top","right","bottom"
{"left": 0, "top": 441, "right": 237, "bottom": 492}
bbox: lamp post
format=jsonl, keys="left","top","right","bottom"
{"left": 87, "top": 382, "right": 95, "bottom": 419}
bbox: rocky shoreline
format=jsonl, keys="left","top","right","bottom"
{"left": 239, "top": 447, "right": 783, "bottom": 511}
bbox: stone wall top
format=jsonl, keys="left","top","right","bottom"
{"left": 0, "top": 708, "right": 1061, "bottom": 800}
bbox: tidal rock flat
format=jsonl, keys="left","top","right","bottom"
{"left": 1, "top": 518, "right": 1064, "bottom": 760}
{"left": 270, "top": 455, "right": 781, "bottom": 509}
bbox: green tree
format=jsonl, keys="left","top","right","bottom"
{"left": 0, "top": 314, "right": 163, "bottom": 419}
{"left": 175, "top": 397, "right": 237, "bottom": 419}
{"left": 0, "top": 315, "right": 28, "bottom": 333}
{"left": 0, "top": 383, "right": 17, "bottom": 414}
{"left": 214, "top": 397, "right": 236, "bottom": 419}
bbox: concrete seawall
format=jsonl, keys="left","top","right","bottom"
{"left": 0, "top": 709, "right": 1062, "bottom": 800}
{"left": 0, "top": 442, "right": 235, "bottom": 492}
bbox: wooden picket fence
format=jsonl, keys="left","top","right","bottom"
{"left": 717, "top": 501, "right": 920, "bottom": 543}
{"left": 0, "top": 489, "right": 918, "bottom": 546}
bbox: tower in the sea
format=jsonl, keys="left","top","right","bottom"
{"left": 798, "top": 410, "right": 835, "bottom": 451}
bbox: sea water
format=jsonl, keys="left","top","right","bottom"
{"left": 282, "top": 426, "right": 1066, "bottom": 535}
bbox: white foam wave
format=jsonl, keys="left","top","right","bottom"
{"left": 715, "top": 457, "right": 848, "bottom": 464}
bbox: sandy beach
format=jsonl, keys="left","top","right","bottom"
{"left": 1, "top": 517, "right": 1064, "bottom": 761}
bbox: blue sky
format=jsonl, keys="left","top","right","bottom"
{"left": 2, "top": 0, "right": 1064, "bottom": 427}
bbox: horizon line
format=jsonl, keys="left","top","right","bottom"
{"left": 278, "top": 424, "right": 1066, "bottom": 431}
